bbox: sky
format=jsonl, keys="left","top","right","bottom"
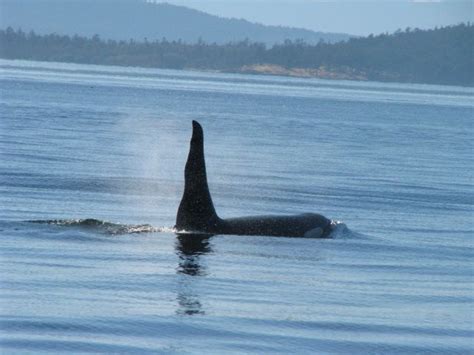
{"left": 161, "top": 0, "right": 473, "bottom": 35}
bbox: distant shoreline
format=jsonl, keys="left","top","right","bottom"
{"left": 2, "top": 57, "right": 471, "bottom": 88}
{"left": 1, "top": 24, "right": 472, "bottom": 86}
{"left": 0, "top": 56, "right": 373, "bottom": 83}
{"left": 233, "top": 64, "right": 368, "bottom": 81}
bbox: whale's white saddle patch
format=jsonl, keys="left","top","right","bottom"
{"left": 303, "top": 227, "right": 323, "bottom": 238}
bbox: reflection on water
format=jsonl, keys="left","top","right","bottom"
{"left": 175, "top": 234, "right": 213, "bottom": 316}
{"left": 175, "top": 234, "right": 212, "bottom": 276}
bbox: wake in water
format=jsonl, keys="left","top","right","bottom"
{"left": 26, "top": 218, "right": 355, "bottom": 238}
{"left": 329, "top": 220, "right": 368, "bottom": 239}
{"left": 27, "top": 218, "right": 174, "bottom": 235}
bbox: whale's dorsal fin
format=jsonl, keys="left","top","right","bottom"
{"left": 176, "top": 121, "right": 219, "bottom": 231}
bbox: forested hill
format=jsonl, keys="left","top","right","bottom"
{"left": 0, "top": 0, "right": 349, "bottom": 45}
{"left": 0, "top": 24, "right": 472, "bottom": 86}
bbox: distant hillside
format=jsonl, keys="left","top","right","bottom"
{"left": 0, "top": 0, "right": 350, "bottom": 45}
{"left": 1, "top": 24, "right": 472, "bottom": 86}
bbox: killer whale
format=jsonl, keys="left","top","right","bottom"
{"left": 175, "top": 121, "right": 332, "bottom": 238}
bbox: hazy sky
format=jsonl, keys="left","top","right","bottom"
{"left": 163, "top": 0, "right": 473, "bottom": 35}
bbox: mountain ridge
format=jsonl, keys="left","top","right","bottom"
{"left": 0, "top": 0, "right": 351, "bottom": 45}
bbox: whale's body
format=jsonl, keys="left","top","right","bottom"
{"left": 175, "top": 121, "right": 332, "bottom": 238}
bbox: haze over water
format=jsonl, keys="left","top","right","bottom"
{"left": 0, "top": 59, "right": 473, "bottom": 353}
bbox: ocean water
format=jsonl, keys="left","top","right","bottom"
{"left": 0, "top": 59, "right": 473, "bottom": 353}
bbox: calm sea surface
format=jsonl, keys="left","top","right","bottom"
{"left": 0, "top": 59, "right": 473, "bottom": 353}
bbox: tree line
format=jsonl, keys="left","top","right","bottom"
{"left": 0, "top": 24, "right": 472, "bottom": 86}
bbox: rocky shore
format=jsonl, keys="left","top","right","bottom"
{"left": 237, "top": 64, "right": 368, "bottom": 81}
